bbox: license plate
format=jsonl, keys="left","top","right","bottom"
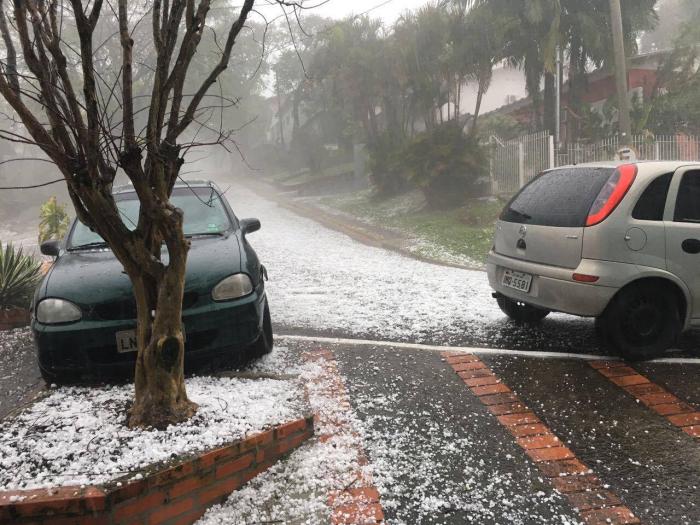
{"left": 115, "top": 326, "right": 186, "bottom": 353}
{"left": 501, "top": 269, "right": 533, "bottom": 293}
{"left": 116, "top": 329, "right": 137, "bottom": 354}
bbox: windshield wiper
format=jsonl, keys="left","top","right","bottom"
{"left": 185, "top": 232, "right": 225, "bottom": 238}
{"left": 68, "top": 241, "right": 109, "bottom": 251}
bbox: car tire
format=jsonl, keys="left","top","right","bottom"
{"left": 247, "top": 301, "right": 273, "bottom": 360}
{"left": 601, "top": 283, "right": 681, "bottom": 361}
{"left": 496, "top": 296, "right": 550, "bottom": 323}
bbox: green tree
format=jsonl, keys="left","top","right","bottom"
{"left": 644, "top": 7, "right": 700, "bottom": 134}
{"left": 464, "top": 0, "right": 658, "bottom": 138}
{"left": 404, "top": 122, "right": 487, "bottom": 208}
{"left": 639, "top": 0, "right": 698, "bottom": 53}
{"left": 458, "top": 2, "right": 510, "bottom": 136}
{"left": 38, "top": 196, "right": 71, "bottom": 244}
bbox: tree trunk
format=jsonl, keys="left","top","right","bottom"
{"left": 470, "top": 80, "right": 486, "bottom": 137}
{"left": 568, "top": 42, "right": 582, "bottom": 143}
{"left": 367, "top": 104, "right": 379, "bottom": 143}
{"left": 127, "top": 205, "right": 197, "bottom": 429}
{"left": 275, "top": 76, "right": 285, "bottom": 146}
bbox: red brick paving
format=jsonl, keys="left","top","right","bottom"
{"left": 589, "top": 360, "right": 700, "bottom": 440}
{"left": 444, "top": 352, "right": 641, "bottom": 525}
{"left": 304, "top": 348, "right": 385, "bottom": 525}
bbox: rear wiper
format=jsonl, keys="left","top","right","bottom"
{"left": 68, "top": 241, "right": 109, "bottom": 251}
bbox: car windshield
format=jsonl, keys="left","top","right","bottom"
{"left": 69, "top": 187, "right": 232, "bottom": 248}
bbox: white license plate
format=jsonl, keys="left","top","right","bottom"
{"left": 116, "top": 330, "right": 137, "bottom": 354}
{"left": 501, "top": 269, "right": 533, "bottom": 293}
{"left": 116, "top": 326, "right": 186, "bottom": 353}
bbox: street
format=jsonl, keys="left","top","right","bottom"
{"left": 2, "top": 185, "right": 700, "bottom": 523}
{"left": 227, "top": 185, "right": 700, "bottom": 524}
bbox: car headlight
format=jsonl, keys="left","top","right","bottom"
{"left": 212, "top": 273, "right": 254, "bottom": 301}
{"left": 36, "top": 298, "right": 82, "bottom": 324}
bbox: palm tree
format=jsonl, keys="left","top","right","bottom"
{"left": 456, "top": 0, "right": 658, "bottom": 138}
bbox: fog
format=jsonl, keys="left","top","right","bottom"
{"left": 1, "top": 0, "right": 698, "bottom": 249}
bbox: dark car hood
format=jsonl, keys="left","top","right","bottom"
{"left": 41, "top": 235, "right": 242, "bottom": 306}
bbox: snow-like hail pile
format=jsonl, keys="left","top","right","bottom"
{"left": 198, "top": 347, "right": 373, "bottom": 524}
{"left": 227, "top": 186, "right": 505, "bottom": 344}
{"left": 0, "top": 361, "right": 306, "bottom": 491}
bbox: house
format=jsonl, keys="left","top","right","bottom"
{"left": 484, "top": 49, "right": 670, "bottom": 142}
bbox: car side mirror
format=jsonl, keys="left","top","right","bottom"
{"left": 40, "top": 240, "right": 60, "bottom": 257}
{"left": 240, "top": 218, "right": 261, "bottom": 235}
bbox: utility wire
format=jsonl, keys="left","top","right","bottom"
{"left": 0, "top": 178, "right": 64, "bottom": 190}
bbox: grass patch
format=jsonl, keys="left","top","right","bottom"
{"left": 272, "top": 162, "right": 356, "bottom": 187}
{"left": 319, "top": 191, "right": 504, "bottom": 266}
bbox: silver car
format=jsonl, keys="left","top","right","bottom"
{"left": 487, "top": 161, "right": 700, "bottom": 360}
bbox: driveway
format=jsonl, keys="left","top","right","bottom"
{"left": 274, "top": 338, "right": 700, "bottom": 524}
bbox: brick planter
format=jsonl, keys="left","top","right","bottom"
{"left": 0, "top": 307, "right": 30, "bottom": 331}
{"left": 0, "top": 416, "right": 314, "bottom": 525}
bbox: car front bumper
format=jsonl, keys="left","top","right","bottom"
{"left": 34, "top": 291, "right": 266, "bottom": 378}
{"left": 486, "top": 252, "right": 617, "bottom": 318}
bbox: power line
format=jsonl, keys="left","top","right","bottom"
{"left": 313, "top": 0, "right": 398, "bottom": 36}
{"left": 0, "top": 178, "right": 64, "bottom": 190}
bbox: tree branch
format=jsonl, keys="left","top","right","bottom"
{"left": 170, "top": 0, "right": 255, "bottom": 140}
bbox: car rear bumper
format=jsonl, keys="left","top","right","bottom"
{"left": 486, "top": 252, "right": 617, "bottom": 317}
{"left": 34, "top": 292, "right": 266, "bottom": 379}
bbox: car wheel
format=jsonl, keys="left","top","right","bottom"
{"left": 601, "top": 283, "right": 681, "bottom": 361}
{"left": 496, "top": 296, "right": 550, "bottom": 323}
{"left": 247, "top": 301, "right": 273, "bottom": 360}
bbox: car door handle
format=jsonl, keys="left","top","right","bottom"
{"left": 682, "top": 238, "right": 700, "bottom": 254}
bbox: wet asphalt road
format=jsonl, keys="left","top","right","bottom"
{"left": 296, "top": 340, "right": 700, "bottom": 525}
{"left": 276, "top": 319, "right": 700, "bottom": 357}
{"left": 330, "top": 342, "right": 580, "bottom": 524}
{"left": 486, "top": 356, "right": 700, "bottom": 525}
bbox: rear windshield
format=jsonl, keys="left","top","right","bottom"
{"left": 500, "top": 167, "right": 615, "bottom": 227}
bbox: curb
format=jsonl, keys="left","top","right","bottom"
{"left": 0, "top": 417, "right": 315, "bottom": 525}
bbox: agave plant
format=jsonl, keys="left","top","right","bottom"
{"left": 38, "top": 196, "right": 70, "bottom": 244}
{"left": 0, "top": 242, "right": 42, "bottom": 310}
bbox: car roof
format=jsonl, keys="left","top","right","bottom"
{"left": 112, "top": 180, "right": 223, "bottom": 195}
{"left": 553, "top": 160, "right": 700, "bottom": 171}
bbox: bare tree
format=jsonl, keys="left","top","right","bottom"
{"left": 0, "top": 0, "right": 283, "bottom": 429}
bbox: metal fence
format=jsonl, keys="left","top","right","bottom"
{"left": 489, "top": 131, "right": 553, "bottom": 194}
{"left": 489, "top": 133, "right": 700, "bottom": 196}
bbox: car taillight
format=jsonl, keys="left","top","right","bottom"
{"left": 573, "top": 273, "right": 599, "bottom": 283}
{"left": 586, "top": 164, "right": 638, "bottom": 226}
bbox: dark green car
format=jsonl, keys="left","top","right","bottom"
{"left": 33, "top": 181, "right": 272, "bottom": 383}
